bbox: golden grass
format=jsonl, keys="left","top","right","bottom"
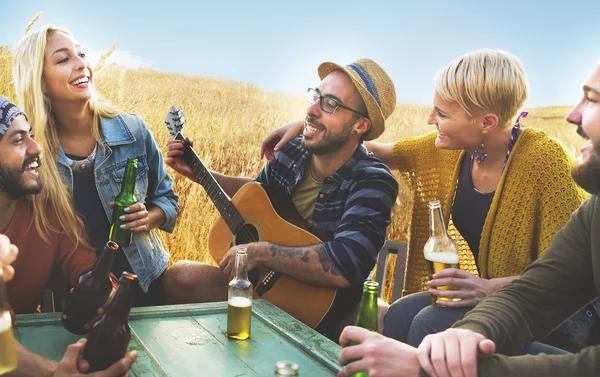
{"left": 0, "top": 46, "right": 586, "bottom": 271}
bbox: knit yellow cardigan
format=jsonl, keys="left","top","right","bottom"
{"left": 392, "top": 128, "right": 587, "bottom": 296}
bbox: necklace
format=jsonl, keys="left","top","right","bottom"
{"left": 66, "top": 144, "right": 98, "bottom": 173}
{"left": 308, "top": 160, "right": 324, "bottom": 184}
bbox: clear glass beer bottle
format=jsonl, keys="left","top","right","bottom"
{"left": 109, "top": 158, "right": 138, "bottom": 247}
{"left": 0, "top": 269, "right": 16, "bottom": 375}
{"left": 226, "top": 247, "right": 253, "bottom": 340}
{"left": 423, "top": 200, "right": 460, "bottom": 306}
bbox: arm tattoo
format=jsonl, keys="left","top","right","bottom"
{"left": 269, "top": 244, "right": 342, "bottom": 277}
{"left": 270, "top": 244, "right": 311, "bottom": 262}
{"left": 314, "top": 244, "right": 342, "bottom": 276}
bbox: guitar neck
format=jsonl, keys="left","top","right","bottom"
{"left": 175, "top": 133, "right": 245, "bottom": 235}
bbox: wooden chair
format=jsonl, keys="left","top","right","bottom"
{"left": 374, "top": 240, "right": 408, "bottom": 302}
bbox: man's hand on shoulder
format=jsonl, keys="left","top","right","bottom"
{"left": 417, "top": 328, "right": 496, "bottom": 377}
{"left": 338, "top": 326, "right": 420, "bottom": 377}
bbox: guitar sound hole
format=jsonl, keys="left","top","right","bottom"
{"left": 234, "top": 224, "right": 259, "bottom": 245}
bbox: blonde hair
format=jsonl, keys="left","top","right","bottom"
{"left": 12, "top": 25, "right": 120, "bottom": 246}
{"left": 435, "top": 49, "right": 528, "bottom": 129}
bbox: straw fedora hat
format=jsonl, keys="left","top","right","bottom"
{"left": 317, "top": 58, "right": 396, "bottom": 140}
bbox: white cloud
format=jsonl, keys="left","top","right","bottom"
{"left": 87, "top": 50, "right": 153, "bottom": 70}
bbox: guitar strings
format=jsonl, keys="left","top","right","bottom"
{"left": 190, "top": 156, "right": 257, "bottom": 244}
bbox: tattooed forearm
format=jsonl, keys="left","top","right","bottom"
{"left": 269, "top": 244, "right": 341, "bottom": 276}
{"left": 266, "top": 243, "right": 347, "bottom": 287}
{"left": 314, "top": 244, "right": 342, "bottom": 276}
{"left": 270, "top": 244, "right": 310, "bottom": 262}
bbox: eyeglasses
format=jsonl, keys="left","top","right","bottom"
{"left": 307, "top": 88, "right": 368, "bottom": 118}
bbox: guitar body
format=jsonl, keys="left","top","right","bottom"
{"left": 208, "top": 182, "right": 336, "bottom": 329}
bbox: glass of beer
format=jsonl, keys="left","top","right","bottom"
{"left": 424, "top": 200, "right": 460, "bottom": 306}
{"left": 227, "top": 247, "right": 253, "bottom": 340}
{"left": 0, "top": 269, "right": 16, "bottom": 375}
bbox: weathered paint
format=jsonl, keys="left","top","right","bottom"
{"left": 14, "top": 300, "right": 342, "bottom": 376}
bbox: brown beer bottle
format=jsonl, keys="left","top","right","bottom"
{"left": 0, "top": 269, "right": 16, "bottom": 375}
{"left": 62, "top": 241, "right": 119, "bottom": 335}
{"left": 82, "top": 272, "right": 137, "bottom": 372}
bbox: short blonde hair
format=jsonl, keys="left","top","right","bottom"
{"left": 435, "top": 49, "right": 528, "bottom": 129}
{"left": 13, "top": 25, "right": 119, "bottom": 247}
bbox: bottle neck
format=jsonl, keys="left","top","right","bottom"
{"left": 234, "top": 252, "right": 248, "bottom": 281}
{"left": 121, "top": 162, "right": 137, "bottom": 196}
{"left": 91, "top": 243, "right": 118, "bottom": 281}
{"left": 429, "top": 205, "right": 447, "bottom": 237}
{"left": 105, "top": 278, "right": 136, "bottom": 321}
{"left": 355, "top": 282, "right": 378, "bottom": 331}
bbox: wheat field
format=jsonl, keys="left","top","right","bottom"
{"left": 0, "top": 44, "right": 587, "bottom": 299}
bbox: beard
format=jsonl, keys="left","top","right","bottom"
{"left": 301, "top": 116, "right": 357, "bottom": 155}
{"left": 571, "top": 140, "right": 600, "bottom": 195}
{"left": 0, "top": 155, "right": 43, "bottom": 198}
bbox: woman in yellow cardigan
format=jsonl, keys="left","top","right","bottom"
{"left": 260, "top": 49, "right": 595, "bottom": 352}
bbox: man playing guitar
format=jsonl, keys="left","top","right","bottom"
{"left": 165, "top": 59, "right": 399, "bottom": 339}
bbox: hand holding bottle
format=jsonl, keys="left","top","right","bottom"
{"left": 82, "top": 272, "right": 138, "bottom": 372}
{"left": 338, "top": 326, "right": 420, "bottom": 377}
{"left": 108, "top": 202, "right": 149, "bottom": 233}
{"left": 54, "top": 338, "right": 137, "bottom": 377}
{"left": 62, "top": 242, "right": 119, "bottom": 335}
{"left": 0, "top": 234, "right": 18, "bottom": 282}
{"left": 428, "top": 269, "right": 513, "bottom": 308}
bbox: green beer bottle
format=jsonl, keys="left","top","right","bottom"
{"left": 109, "top": 158, "right": 138, "bottom": 247}
{"left": 352, "top": 280, "right": 379, "bottom": 377}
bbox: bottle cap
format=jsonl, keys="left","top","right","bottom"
{"left": 275, "top": 360, "right": 299, "bottom": 375}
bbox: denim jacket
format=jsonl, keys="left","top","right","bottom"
{"left": 57, "top": 114, "right": 179, "bottom": 292}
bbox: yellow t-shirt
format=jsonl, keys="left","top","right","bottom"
{"left": 291, "top": 163, "right": 322, "bottom": 222}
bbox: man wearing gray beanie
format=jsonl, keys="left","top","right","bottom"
{"left": 0, "top": 95, "right": 137, "bottom": 375}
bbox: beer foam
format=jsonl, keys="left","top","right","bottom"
{"left": 424, "top": 251, "right": 459, "bottom": 265}
{"left": 229, "top": 297, "right": 252, "bottom": 308}
{"left": 0, "top": 316, "right": 11, "bottom": 332}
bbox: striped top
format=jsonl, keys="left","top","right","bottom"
{"left": 256, "top": 136, "right": 399, "bottom": 284}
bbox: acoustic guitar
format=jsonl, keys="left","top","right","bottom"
{"left": 164, "top": 106, "right": 337, "bottom": 329}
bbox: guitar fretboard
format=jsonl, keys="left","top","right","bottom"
{"left": 175, "top": 133, "right": 246, "bottom": 235}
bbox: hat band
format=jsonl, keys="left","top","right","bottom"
{"left": 347, "top": 63, "right": 381, "bottom": 107}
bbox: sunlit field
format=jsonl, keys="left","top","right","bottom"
{"left": 0, "top": 42, "right": 585, "bottom": 299}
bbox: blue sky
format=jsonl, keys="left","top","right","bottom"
{"left": 3, "top": 0, "right": 600, "bottom": 107}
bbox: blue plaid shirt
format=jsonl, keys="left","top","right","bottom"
{"left": 256, "top": 136, "right": 398, "bottom": 285}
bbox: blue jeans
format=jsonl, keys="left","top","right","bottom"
{"left": 383, "top": 291, "right": 569, "bottom": 354}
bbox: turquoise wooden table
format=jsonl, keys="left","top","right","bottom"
{"left": 14, "top": 299, "right": 342, "bottom": 376}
